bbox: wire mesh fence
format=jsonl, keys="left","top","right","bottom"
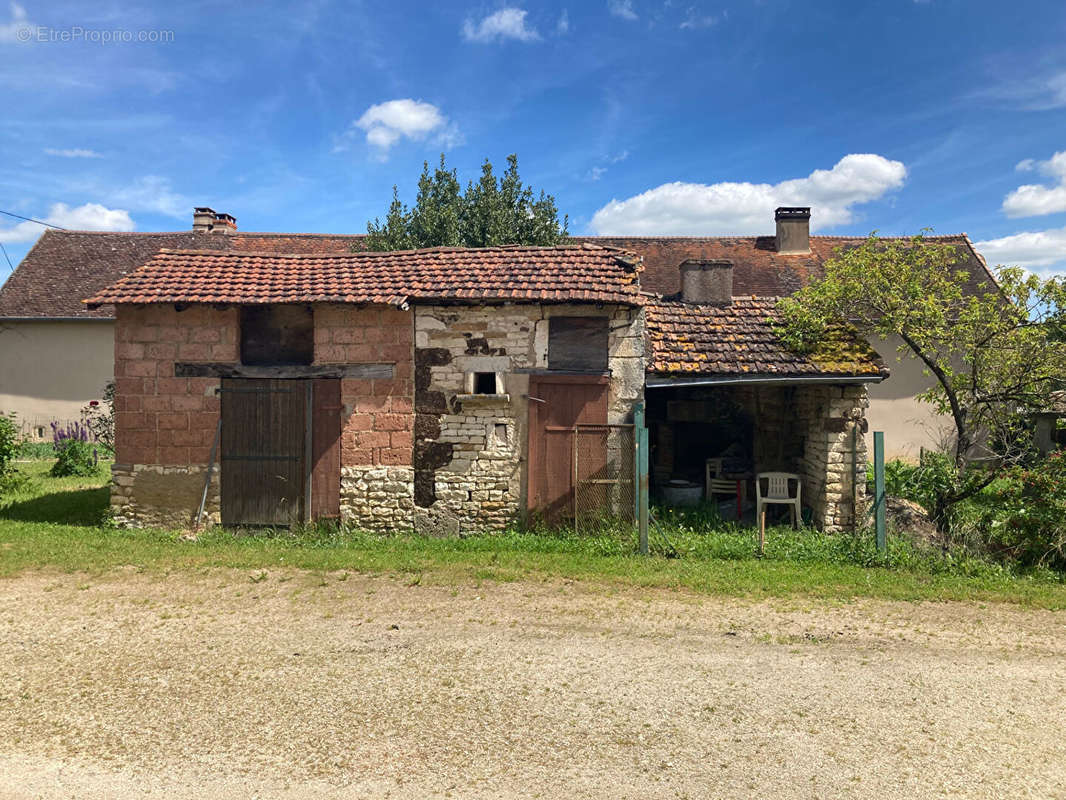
{"left": 573, "top": 423, "right": 636, "bottom": 534}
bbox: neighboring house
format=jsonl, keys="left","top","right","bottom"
{"left": 0, "top": 207, "right": 996, "bottom": 458}
{"left": 85, "top": 239, "right": 883, "bottom": 532}
{"left": 582, "top": 209, "right": 999, "bottom": 460}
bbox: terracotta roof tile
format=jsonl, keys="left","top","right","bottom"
{"left": 645, "top": 295, "right": 886, "bottom": 379}
{"left": 84, "top": 245, "right": 643, "bottom": 308}
{"left": 0, "top": 230, "right": 365, "bottom": 319}
{"left": 3, "top": 228, "right": 996, "bottom": 320}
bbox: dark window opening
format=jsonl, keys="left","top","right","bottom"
{"left": 240, "top": 305, "right": 314, "bottom": 366}
{"left": 474, "top": 372, "right": 497, "bottom": 394}
{"left": 548, "top": 316, "right": 609, "bottom": 372}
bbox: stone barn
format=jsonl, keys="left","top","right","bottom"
{"left": 87, "top": 242, "right": 884, "bottom": 533}
{"left": 86, "top": 245, "right": 645, "bottom": 533}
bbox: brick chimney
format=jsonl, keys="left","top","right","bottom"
{"left": 212, "top": 212, "right": 237, "bottom": 234}
{"left": 192, "top": 207, "right": 237, "bottom": 234}
{"left": 680, "top": 259, "right": 733, "bottom": 305}
{"left": 775, "top": 206, "right": 810, "bottom": 254}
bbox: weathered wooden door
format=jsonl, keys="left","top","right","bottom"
{"left": 309, "top": 378, "right": 342, "bottom": 520}
{"left": 527, "top": 375, "right": 609, "bottom": 522}
{"left": 221, "top": 378, "right": 307, "bottom": 526}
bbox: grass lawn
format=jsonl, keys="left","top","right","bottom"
{"left": 2, "top": 460, "right": 1065, "bottom": 608}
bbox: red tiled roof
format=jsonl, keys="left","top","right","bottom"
{"left": 3, "top": 227, "right": 996, "bottom": 320}
{"left": 576, "top": 234, "right": 994, "bottom": 298}
{"left": 84, "top": 245, "right": 643, "bottom": 308}
{"left": 645, "top": 295, "right": 886, "bottom": 379}
{"left": 0, "top": 230, "right": 366, "bottom": 319}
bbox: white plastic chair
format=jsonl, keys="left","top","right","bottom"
{"left": 756, "top": 472, "right": 802, "bottom": 529}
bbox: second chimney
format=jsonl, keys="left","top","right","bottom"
{"left": 680, "top": 259, "right": 733, "bottom": 305}
{"left": 775, "top": 206, "right": 810, "bottom": 254}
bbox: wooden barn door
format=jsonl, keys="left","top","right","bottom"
{"left": 527, "top": 375, "right": 609, "bottom": 522}
{"left": 220, "top": 378, "right": 307, "bottom": 527}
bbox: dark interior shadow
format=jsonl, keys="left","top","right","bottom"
{"left": 0, "top": 487, "right": 109, "bottom": 527}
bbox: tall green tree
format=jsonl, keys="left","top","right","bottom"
{"left": 365, "top": 153, "right": 568, "bottom": 250}
{"left": 778, "top": 232, "right": 1066, "bottom": 528}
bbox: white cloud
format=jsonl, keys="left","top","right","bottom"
{"left": 556, "top": 9, "right": 570, "bottom": 34}
{"left": 112, "top": 175, "right": 189, "bottom": 219}
{"left": 680, "top": 7, "right": 719, "bottom": 29}
{"left": 589, "top": 153, "right": 907, "bottom": 235}
{"left": 1002, "top": 150, "right": 1066, "bottom": 218}
{"left": 342, "top": 99, "right": 459, "bottom": 159}
{"left": 584, "top": 151, "right": 628, "bottom": 181}
{"left": 44, "top": 148, "right": 103, "bottom": 159}
{"left": 0, "top": 2, "right": 34, "bottom": 44}
{"left": 608, "top": 0, "right": 637, "bottom": 21}
{"left": 0, "top": 202, "right": 134, "bottom": 243}
{"left": 975, "top": 226, "right": 1066, "bottom": 273}
{"left": 462, "top": 8, "right": 540, "bottom": 43}
{"left": 973, "top": 69, "right": 1066, "bottom": 112}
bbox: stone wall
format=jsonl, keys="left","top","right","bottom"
{"left": 110, "top": 299, "right": 643, "bottom": 533}
{"left": 339, "top": 466, "right": 415, "bottom": 532}
{"left": 110, "top": 463, "right": 219, "bottom": 528}
{"left": 794, "top": 384, "right": 869, "bottom": 532}
{"left": 412, "top": 303, "right": 643, "bottom": 534}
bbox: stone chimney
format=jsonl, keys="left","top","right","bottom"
{"left": 192, "top": 207, "right": 216, "bottom": 233}
{"left": 192, "top": 207, "right": 237, "bottom": 234}
{"left": 775, "top": 206, "right": 810, "bottom": 254}
{"left": 680, "top": 259, "right": 733, "bottom": 305}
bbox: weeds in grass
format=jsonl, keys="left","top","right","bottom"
{"left": 1, "top": 459, "right": 1065, "bottom": 607}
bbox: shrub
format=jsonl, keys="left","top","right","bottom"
{"left": 51, "top": 440, "right": 100, "bottom": 477}
{"left": 50, "top": 419, "right": 100, "bottom": 477}
{"left": 872, "top": 452, "right": 956, "bottom": 517}
{"left": 0, "top": 412, "right": 26, "bottom": 492}
{"left": 0, "top": 413, "right": 18, "bottom": 474}
{"left": 979, "top": 451, "right": 1066, "bottom": 570}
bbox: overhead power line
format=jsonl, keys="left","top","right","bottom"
{"left": 0, "top": 209, "right": 67, "bottom": 230}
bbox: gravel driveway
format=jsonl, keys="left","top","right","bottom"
{"left": 1, "top": 569, "right": 1064, "bottom": 799}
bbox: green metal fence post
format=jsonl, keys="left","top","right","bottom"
{"left": 634, "top": 402, "right": 649, "bottom": 555}
{"left": 874, "top": 430, "right": 886, "bottom": 552}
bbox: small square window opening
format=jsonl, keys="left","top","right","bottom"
{"left": 473, "top": 372, "right": 497, "bottom": 394}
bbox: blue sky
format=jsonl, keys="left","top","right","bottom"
{"left": 2, "top": 0, "right": 1066, "bottom": 277}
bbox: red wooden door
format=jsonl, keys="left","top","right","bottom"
{"left": 527, "top": 375, "right": 609, "bottom": 521}
{"left": 310, "top": 378, "right": 342, "bottom": 520}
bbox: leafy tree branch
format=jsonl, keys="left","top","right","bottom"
{"left": 778, "top": 232, "right": 1066, "bottom": 528}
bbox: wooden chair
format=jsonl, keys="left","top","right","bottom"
{"left": 705, "top": 458, "right": 739, "bottom": 515}
{"left": 756, "top": 472, "right": 802, "bottom": 529}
